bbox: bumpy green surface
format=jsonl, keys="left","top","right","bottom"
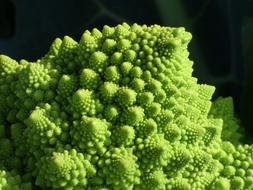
{"left": 0, "top": 23, "right": 251, "bottom": 190}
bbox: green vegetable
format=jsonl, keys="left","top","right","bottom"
{"left": 0, "top": 23, "right": 252, "bottom": 190}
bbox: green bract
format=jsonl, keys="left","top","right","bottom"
{"left": 0, "top": 23, "right": 251, "bottom": 190}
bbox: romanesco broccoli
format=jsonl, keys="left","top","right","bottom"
{"left": 0, "top": 23, "right": 251, "bottom": 190}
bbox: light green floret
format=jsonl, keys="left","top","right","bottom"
{"left": 136, "top": 169, "right": 168, "bottom": 190}
{"left": 110, "top": 52, "right": 123, "bottom": 65}
{"left": 0, "top": 55, "right": 19, "bottom": 77}
{"left": 130, "top": 78, "right": 145, "bottom": 92}
{"left": 155, "top": 109, "right": 174, "bottom": 130}
{"left": 44, "top": 38, "right": 62, "bottom": 58}
{"left": 146, "top": 79, "right": 162, "bottom": 94}
{"left": 78, "top": 31, "right": 98, "bottom": 66}
{"left": 117, "top": 39, "right": 131, "bottom": 52}
{"left": 124, "top": 49, "right": 137, "bottom": 62}
{"left": 162, "top": 123, "right": 181, "bottom": 143}
{"left": 102, "top": 25, "right": 115, "bottom": 37}
{"left": 57, "top": 74, "right": 77, "bottom": 99}
{"left": 98, "top": 147, "right": 140, "bottom": 190}
{"left": 135, "top": 134, "right": 171, "bottom": 169}
{"left": 24, "top": 106, "right": 62, "bottom": 154}
{"left": 15, "top": 62, "right": 57, "bottom": 103}
{"left": 103, "top": 105, "right": 119, "bottom": 121}
{"left": 35, "top": 149, "right": 96, "bottom": 190}
{"left": 130, "top": 66, "right": 142, "bottom": 78}
{"left": 187, "top": 150, "right": 212, "bottom": 173}
{"left": 120, "top": 61, "right": 133, "bottom": 76}
{"left": 156, "top": 32, "right": 180, "bottom": 57}
{"left": 137, "top": 91, "right": 154, "bottom": 106}
{"left": 71, "top": 117, "right": 111, "bottom": 156}
{"left": 202, "top": 119, "right": 222, "bottom": 148}
{"left": 99, "top": 82, "right": 119, "bottom": 102}
{"left": 104, "top": 66, "right": 121, "bottom": 82}
{"left": 182, "top": 124, "right": 205, "bottom": 145}
{"left": 111, "top": 125, "right": 135, "bottom": 146}
{"left": 114, "top": 24, "right": 130, "bottom": 38}
{"left": 80, "top": 68, "right": 100, "bottom": 90}
{"left": 0, "top": 56, "right": 19, "bottom": 113}
{"left": 124, "top": 106, "right": 144, "bottom": 126}
{"left": 116, "top": 87, "right": 137, "bottom": 107}
{"left": 154, "top": 89, "right": 167, "bottom": 103}
{"left": 146, "top": 102, "right": 162, "bottom": 118}
{"left": 56, "top": 36, "right": 79, "bottom": 73}
{"left": 71, "top": 89, "right": 98, "bottom": 117}
{"left": 102, "top": 39, "right": 116, "bottom": 53}
{"left": 165, "top": 144, "right": 191, "bottom": 175}
{"left": 170, "top": 115, "right": 204, "bottom": 146}
{"left": 79, "top": 31, "right": 98, "bottom": 51}
{"left": 91, "top": 28, "right": 103, "bottom": 41}
{"left": 135, "top": 118, "right": 157, "bottom": 138}
{"left": 89, "top": 51, "right": 108, "bottom": 73}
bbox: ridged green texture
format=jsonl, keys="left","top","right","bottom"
{"left": 0, "top": 23, "right": 250, "bottom": 189}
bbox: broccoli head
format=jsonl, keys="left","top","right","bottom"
{"left": 0, "top": 23, "right": 251, "bottom": 190}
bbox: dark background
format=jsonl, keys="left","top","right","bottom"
{"left": 0, "top": 0, "right": 252, "bottom": 135}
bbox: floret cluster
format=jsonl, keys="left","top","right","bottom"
{"left": 0, "top": 23, "right": 252, "bottom": 190}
